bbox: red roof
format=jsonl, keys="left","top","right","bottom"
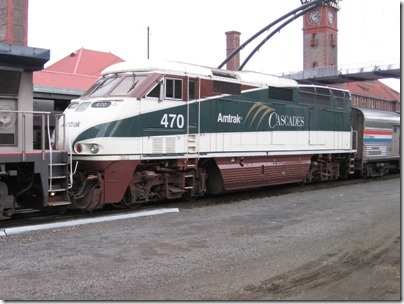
{"left": 335, "top": 80, "right": 400, "bottom": 102}
{"left": 46, "top": 48, "right": 124, "bottom": 76}
{"left": 33, "top": 70, "right": 98, "bottom": 91}
{"left": 33, "top": 48, "right": 124, "bottom": 92}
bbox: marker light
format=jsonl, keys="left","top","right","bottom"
{"left": 90, "top": 144, "right": 99, "bottom": 154}
{"left": 75, "top": 144, "right": 83, "bottom": 153}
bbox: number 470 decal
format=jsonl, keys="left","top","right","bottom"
{"left": 160, "top": 113, "right": 185, "bottom": 128}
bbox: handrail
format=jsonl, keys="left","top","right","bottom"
{"left": 55, "top": 113, "right": 74, "bottom": 189}
{"left": 0, "top": 109, "right": 52, "bottom": 159}
{"left": 47, "top": 114, "right": 53, "bottom": 191}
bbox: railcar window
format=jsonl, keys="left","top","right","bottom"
{"left": 0, "top": 70, "right": 21, "bottom": 96}
{"left": 109, "top": 75, "right": 147, "bottom": 96}
{"left": 166, "top": 78, "right": 183, "bottom": 99}
{"left": 268, "top": 86, "right": 294, "bottom": 102}
{"left": 213, "top": 80, "right": 241, "bottom": 95}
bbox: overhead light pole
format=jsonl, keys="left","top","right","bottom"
{"left": 147, "top": 26, "right": 150, "bottom": 59}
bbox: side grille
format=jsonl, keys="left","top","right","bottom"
{"left": 0, "top": 133, "right": 15, "bottom": 145}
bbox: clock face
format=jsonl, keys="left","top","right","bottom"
{"left": 328, "top": 11, "right": 334, "bottom": 24}
{"left": 309, "top": 10, "right": 321, "bottom": 24}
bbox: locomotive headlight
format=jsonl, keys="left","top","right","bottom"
{"left": 90, "top": 144, "right": 99, "bottom": 154}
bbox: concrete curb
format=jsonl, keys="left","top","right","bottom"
{"left": 0, "top": 208, "right": 179, "bottom": 236}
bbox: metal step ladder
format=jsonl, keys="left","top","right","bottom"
{"left": 187, "top": 134, "right": 198, "bottom": 153}
{"left": 348, "top": 153, "right": 355, "bottom": 174}
{"left": 184, "top": 158, "right": 197, "bottom": 190}
{"left": 48, "top": 154, "right": 71, "bottom": 207}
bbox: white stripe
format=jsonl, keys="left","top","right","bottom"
{"left": 0, "top": 208, "right": 179, "bottom": 236}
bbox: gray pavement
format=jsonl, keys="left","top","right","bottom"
{"left": 0, "top": 177, "right": 400, "bottom": 300}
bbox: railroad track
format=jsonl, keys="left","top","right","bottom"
{"left": 1, "top": 173, "right": 399, "bottom": 231}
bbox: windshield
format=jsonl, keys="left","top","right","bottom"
{"left": 85, "top": 74, "right": 120, "bottom": 97}
{"left": 82, "top": 74, "right": 148, "bottom": 98}
{"left": 109, "top": 75, "right": 147, "bottom": 96}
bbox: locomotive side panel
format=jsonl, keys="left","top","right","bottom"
{"left": 0, "top": 63, "right": 70, "bottom": 218}
{"left": 197, "top": 87, "right": 352, "bottom": 156}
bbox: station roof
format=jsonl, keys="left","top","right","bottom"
{"left": 282, "top": 64, "right": 400, "bottom": 103}
{"left": 334, "top": 80, "right": 400, "bottom": 102}
{"left": 33, "top": 48, "right": 124, "bottom": 95}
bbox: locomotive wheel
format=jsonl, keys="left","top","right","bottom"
{"left": 182, "top": 191, "right": 196, "bottom": 202}
{"left": 112, "top": 187, "right": 142, "bottom": 209}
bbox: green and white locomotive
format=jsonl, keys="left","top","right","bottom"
{"left": 56, "top": 59, "right": 356, "bottom": 210}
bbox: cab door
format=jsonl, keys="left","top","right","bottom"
{"left": 186, "top": 78, "right": 199, "bottom": 154}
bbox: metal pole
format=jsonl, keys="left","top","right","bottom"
{"left": 147, "top": 26, "right": 150, "bottom": 59}
{"left": 22, "top": 113, "right": 26, "bottom": 161}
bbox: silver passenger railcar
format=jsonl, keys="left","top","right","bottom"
{"left": 351, "top": 106, "right": 400, "bottom": 177}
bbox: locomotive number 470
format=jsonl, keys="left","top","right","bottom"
{"left": 160, "top": 113, "right": 185, "bottom": 129}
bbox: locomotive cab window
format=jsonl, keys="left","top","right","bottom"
{"left": 165, "top": 78, "right": 183, "bottom": 100}
{"left": 147, "top": 82, "right": 160, "bottom": 98}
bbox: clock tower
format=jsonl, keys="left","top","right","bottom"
{"left": 302, "top": 1, "right": 340, "bottom": 70}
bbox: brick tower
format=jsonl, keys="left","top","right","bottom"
{"left": 225, "top": 31, "right": 241, "bottom": 71}
{"left": 0, "top": 0, "right": 28, "bottom": 45}
{"left": 302, "top": 1, "right": 340, "bottom": 69}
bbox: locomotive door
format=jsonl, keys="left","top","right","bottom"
{"left": 391, "top": 125, "right": 400, "bottom": 157}
{"left": 186, "top": 78, "right": 199, "bottom": 154}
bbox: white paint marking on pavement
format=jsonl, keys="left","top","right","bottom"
{"left": 0, "top": 208, "right": 179, "bottom": 236}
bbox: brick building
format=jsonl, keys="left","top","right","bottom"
{"left": 302, "top": 1, "right": 400, "bottom": 112}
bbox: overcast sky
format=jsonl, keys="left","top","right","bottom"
{"left": 28, "top": 0, "right": 401, "bottom": 91}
